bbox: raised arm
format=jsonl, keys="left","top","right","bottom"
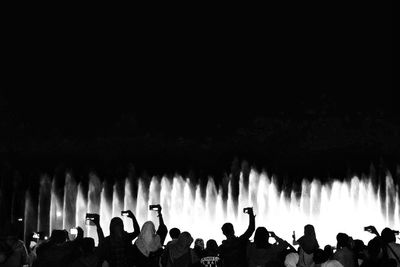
{"left": 365, "top": 225, "right": 380, "bottom": 236}
{"left": 292, "top": 231, "right": 299, "bottom": 246}
{"left": 240, "top": 208, "right": 255, "bottom": 240}
{"left": 125, "top": 210, "right": 141, "bottom": 241}
{"left": 156, "top": 206, "right": 168, "bottom": 245}
{"left": 270, "top": 232, "right": 296, "bottom": 253}
{"left": 92, "top": 214, "right": 105, "bottom": 245}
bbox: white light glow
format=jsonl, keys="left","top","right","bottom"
{"left": 35, "top": 169, "right": 399, "bottom": 247}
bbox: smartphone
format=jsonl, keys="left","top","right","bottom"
{"left": 85, "top": 213, "right": 97, "bottom": 225}
{"left": 243, "top": 207, "right": 252, "bottom": 214}
{"left": 70, "top": 228, "right": 78, "bottom": 235}
{"left": 121, "top": 211, "right": 129, "bottom": 216}
{"left": 149, "top": 204, "right": 161, "bottom": 211}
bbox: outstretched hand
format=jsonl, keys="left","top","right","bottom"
{"left": 125, "top": 210, "right": 135, "bottom": 219}
{"left": 365, "top": 225, "right": 379, "bottom": 236}
{"left": 157, "top": 205, "right": 162, "bottom": 216}
{"left": 92, "top": 214, "right": 100, "bottom": 226}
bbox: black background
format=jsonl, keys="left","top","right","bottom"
{"left": 0, "top": 3, "right": 395, "bottom": 182}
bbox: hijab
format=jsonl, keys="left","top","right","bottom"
{"left": 169, "top": 232, "right": 193, "bottom": 260}
{"left": 135, "top": 221, "right": 161, "bottom": 257}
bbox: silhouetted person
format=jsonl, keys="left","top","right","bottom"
{"left": 68, "top": 238, "right": 98, "bottom": 267}
{"left": 381, "top": 228, "right": 400, "bottom": 266}
{"left": 169, "top": 228, "right": 181, "bottom": 243}
{"left": 0, "top": 224, "right": 28, "bottom": 267}
{"left": 98, "top": 210, "right": 140, "bottom": 267}
{"left": 164, "top": 232, "right": 194, "bottom": 267}
{"left": 247, "top": 227, "right": 294, "bottom": 267}
{"left": 361, "top": 236, "right": 385, "bottom": 267}
{"left": 313, "top": 249, "right": 329, "bottom": 266}
{"left": 313, "top": 249, "right": 344, "bottom": 267}
{"left": 219, "top": 207, "right": 255, "bottom": 267}
{"left": 200, "top": 240, "right": 221, "bottom": 267}
{"left": 333, "top": 233, "right": 356, "bottom": 267}
{"left": 132, "top": 207, "right": 167, "bottom": 267}
{"left": 293, "top": 224, "right": 319, "bottom": 267}
{"left": 353, "top": 240, "right": 367, "bottom": 266}
{"left": 363, "top": 226, "right": 398, "bottom": 267}
{"left": 192, "top": 238, "right": 205, "bottom": 267}
{"left": 35, "top": 228, "right": 83, "bottom": 267}
{"left": 324, "top": 245, "right": 334, "bottom": 260}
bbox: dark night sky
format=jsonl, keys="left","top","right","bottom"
{"left": 0, "top": 3, "right": 395, "bottom": 179}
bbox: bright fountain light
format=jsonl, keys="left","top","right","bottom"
{"left": 28, "top": 169, "right": 399, "bottom": 247}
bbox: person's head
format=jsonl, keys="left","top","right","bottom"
{"left": 169, "top": 228, "right": 181, "bottom": 240}
{"left": 221, "top": 223, "right": 235, "bottom": 237}
{"left": 313, "top": 249, "right": 328, "bottom": 264}
{"left": 284, "top": 252, "right": 299, "bottom": 267}
{"left": 381, "top": 227, "right": 396, "bottom": 243}
{"left": 254, "top": 227, "right": 270, "bottom": 248}
{"left": 81, "top": 238, "right": 95, "bottom": 255}
{"left": 176, "top": 232, "right": 193, "bottom": 250}
{"left": 206, "top": 239, "right": 219, "bottom": 256}
{"left": 324, "top": 245, "right": 334, "bottom": 259}
{"left": 140, "top": 221, "right": 157, "bottom": 241}
{"left": 304, "top": 224, "right": 316, "bottom": 237}
{"left": 137, "top": 221, "right": 161, "bottom": 256}
{"left": 336, "top": 233, "right": 350, "bottom": 248}
{"left": 206, "top": 239, "right": 218, "bottom": 251}
{"left": 194, "top": 238, "right": 204, "bottom": 250}
{"left": 109, "top": 217, "right": 124, "bottom": 238}
{"left": 50, "top": 230, "right": 68, "bottom": 244}
{"left": 353, "top": 239, "right": 365, "bottom": 253}
{"left": 367, "top": 237, "right": 383, "bottom": 260}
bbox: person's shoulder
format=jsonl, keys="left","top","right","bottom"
{"left": 391, "top": 242, "right": 400, "bottom": 247}
{"left": 333, "top": 248, "right": 343, "bottom": 257}
{"left": 131, "top": 243, "right": 140, "bottom": 253}
{"left": 15, "top": 239, "right": 26, "bottom": 248}
{"left": 101, "top": 236, "right": 112, "bottom": 246}
{"left": 247, "top": 242, "right": 255, "bottom": 248}
{"left": 389, "top": 242, "right": 400, "bottom": 252}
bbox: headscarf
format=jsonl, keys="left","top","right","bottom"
{"left": 284, "top": 252, "right": 299, "bottom": 267}
{"left": 135, "top": 221, "right": 161, "bottom": 257}
{"left": 298, "top": 224, "right": 319, "bottom": 254}
{"left": 169, "top": 232, "right": 193, "bottom": 260}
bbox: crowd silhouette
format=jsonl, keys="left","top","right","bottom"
{"left": 0, "top": 206, "right": 399, "bottom": 267}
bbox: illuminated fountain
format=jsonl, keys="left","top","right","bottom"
{"left": 24, "top": 168, "right": 400, "bottom": 246}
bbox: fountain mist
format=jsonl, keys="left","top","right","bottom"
{"left": 24, "top": 169, "right": 399, "bottom": 246}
